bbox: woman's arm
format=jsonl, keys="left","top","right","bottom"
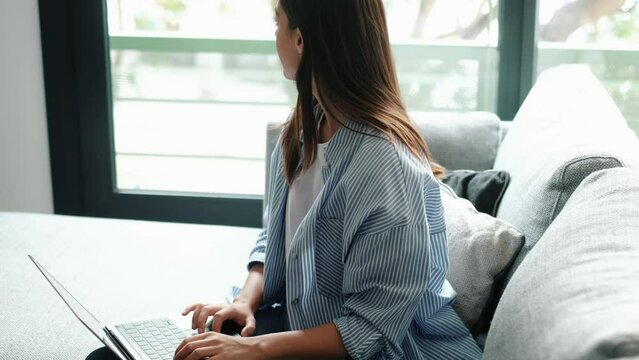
{"left": 174, "top": 322, "right": 348, "bottom": 360}
{"left": 234, "top": 262, "right": 265, "bottom": 313}
{"left": 256, "top": 323, "right": 348, "bottom": 360}
{"left": 177, "top": 263, "right": 345, "bottom": 360}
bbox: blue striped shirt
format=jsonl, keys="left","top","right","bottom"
{"left": 249, "top": 118, "right": 482, "bottom": 359}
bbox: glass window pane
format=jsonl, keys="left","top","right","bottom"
{"left": 537, "top": 0, "right": 639, "bottom": 134}
{"left": 106, "top": 0, "right": 500, "bottom": 198}
{"left": 385, "top": 0, "right": 500, "bottom": 112}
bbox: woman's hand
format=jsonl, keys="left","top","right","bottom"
{"left": 173, "top": 332, "right": 264, "bottom": 360}
{"left": 182, "top": 301, "right": 256, "bottom": 336}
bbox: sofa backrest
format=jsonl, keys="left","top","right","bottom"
{"left": 264, "top": 112, "right": 503, "bottom": 175}
{"left": 492, "top": 65, "right": 639, "bottom": 290}
{"left": 264, "top": 112, "right": 504, "bottom": 217}
{"left": 409, "top": 111, "right": 502, "bottom": 171}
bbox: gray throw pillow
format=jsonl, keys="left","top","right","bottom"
{"left": 442, "top": 169, "right": 510, "bottom": 217}
{"left": 484, "top": 168, "right": 639, "bottom": 360}
{"left": 439, "top": 182, "right": 524, "bottom": 334}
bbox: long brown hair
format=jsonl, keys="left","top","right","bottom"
{"left": 279, "top": 0, "right": 445, "bottom": 185}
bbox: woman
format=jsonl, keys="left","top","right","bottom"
{"left": 174, "top": 0, "right": 482, "bottom": 359}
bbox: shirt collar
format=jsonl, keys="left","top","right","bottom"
{"left": 321, "top": 117, "right": 371, "bottom": 166}
{"left": 297, "top": 109, "right": 373, "bottom": 167}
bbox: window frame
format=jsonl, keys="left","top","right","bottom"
{"left": 39, "top": 0, "right": 537, "bottom": 227}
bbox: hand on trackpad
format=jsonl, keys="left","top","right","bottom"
{"left": 205, "top": 318, "right": 243, "bottom": 336}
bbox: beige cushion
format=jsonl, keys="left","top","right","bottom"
{"left": 439, "top": 182, "right": 524, "bottom": 334}
{"left": 484, "top": 168, "right": 639, "bottom": 359}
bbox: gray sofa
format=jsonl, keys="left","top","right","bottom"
{"left": 265, "top": 65, "right": 639, "bottom": 359}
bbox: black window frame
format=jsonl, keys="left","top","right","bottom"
{"left": 39, "top": 0, "right": 537, "bottom": 227}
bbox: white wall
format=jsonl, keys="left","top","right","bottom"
{"left": 0, "top": 0, "right": 54, "bottom": 213}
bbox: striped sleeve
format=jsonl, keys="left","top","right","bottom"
{"left": 247, "top": 131, "right": 282, "bottom": 271}
{"left": 247, "top": 201, "right": 271, "bottom": 271}
{"left": 247, "top": 228, "right": 267, "bottom": 271}
{"left": 333, "top": 224, "right": 430, "bottom": 359}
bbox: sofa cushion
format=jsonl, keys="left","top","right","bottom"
{"left": 410, "top": 111, "right": 501, "bottom": 171}
{"left": 441, "top": 169, "right": 510, "bottom": 216}
{"left": 483, "top": 168, "right": 639, "bottom": 359}
{"left": 492, "top": 65, "right": 639, "bottom": 285}
{"left": 439, "top": 182, "right": 524, "bottom": 334}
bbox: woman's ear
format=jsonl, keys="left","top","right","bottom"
{"left": 294, "top": 29, "right": 304, "bottom": 55}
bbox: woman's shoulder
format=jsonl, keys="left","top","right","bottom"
{"left": 339, "top": 130, "right": 443, "bottom": 233}
{"left": 350, "top": 129, "right": 437, "bottom": 188}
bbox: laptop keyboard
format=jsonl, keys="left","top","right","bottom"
{"left": 116, "top": 318, "right": 187, "bottom": 360}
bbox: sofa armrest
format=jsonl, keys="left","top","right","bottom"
{"left": 484, "top": 168, "right": 639, "bottom": 359}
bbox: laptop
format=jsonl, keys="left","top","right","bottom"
{"left": 28, "top": 255, "right": 241, "bottom": 360}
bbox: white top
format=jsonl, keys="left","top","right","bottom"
{"left": 285, "top": 141, "right": 329, "bottom": 261}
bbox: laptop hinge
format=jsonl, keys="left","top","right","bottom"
{"left": 104, "top": 327, "right": 136, "bottom": 360}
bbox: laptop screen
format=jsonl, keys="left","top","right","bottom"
{"left": 28, "top": 255, "right": 107, "bottom": 342}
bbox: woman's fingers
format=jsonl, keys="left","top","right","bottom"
{"left": 240, "top": 316, "right": 256, "bottom": 337}
{"left": 181, "top": 303, "right": 204, "bottom": 331}
{"left": 181, "top": 304, "right": 197, "bottom": 316}
{"left": 195, "top": 304, "right": 228, "bottom": 333}
{"left": 174, "top": 337, "right": 214, "bottom": 360}
{"left": 196, "top": 309, "right": 207, "bottom": 334}
{"left": 183, "top": 346, "right": 217, "bottom": 360}
{"left": 180, "top": 302, "right": 250, "bottom": 335}
{"left": 197, "top": 306, "right": 218, "bottom": 334}
{"left": 191, "top": 305, "right": 202, "bottom": 330}
{"left": 177, "top": 344, "right": 212, "bottom": 360}
{"left": 210, "top": 309, "right": 230, "bottom": 334}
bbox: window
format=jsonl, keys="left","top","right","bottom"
{"left": 537, "top": 0, "right": 639, "bottom": 132}
{"left": 107, "top": 0, "right": 501, "bottom": 201}
{"left": 108, "top": 1, "right": 292, "bottom": 198}
{"left": 384, "top": 0, "right": 500, "bottom": 113}
{"left": 38, "top": 0, "right": 564, "bottom": 226}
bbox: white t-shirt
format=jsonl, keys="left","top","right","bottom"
{"left": 285, "top": 141, "right": 329, "bottom": 261}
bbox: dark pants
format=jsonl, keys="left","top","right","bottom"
{"left": 86, "top": 306, "right": 289, "bottom": 360}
